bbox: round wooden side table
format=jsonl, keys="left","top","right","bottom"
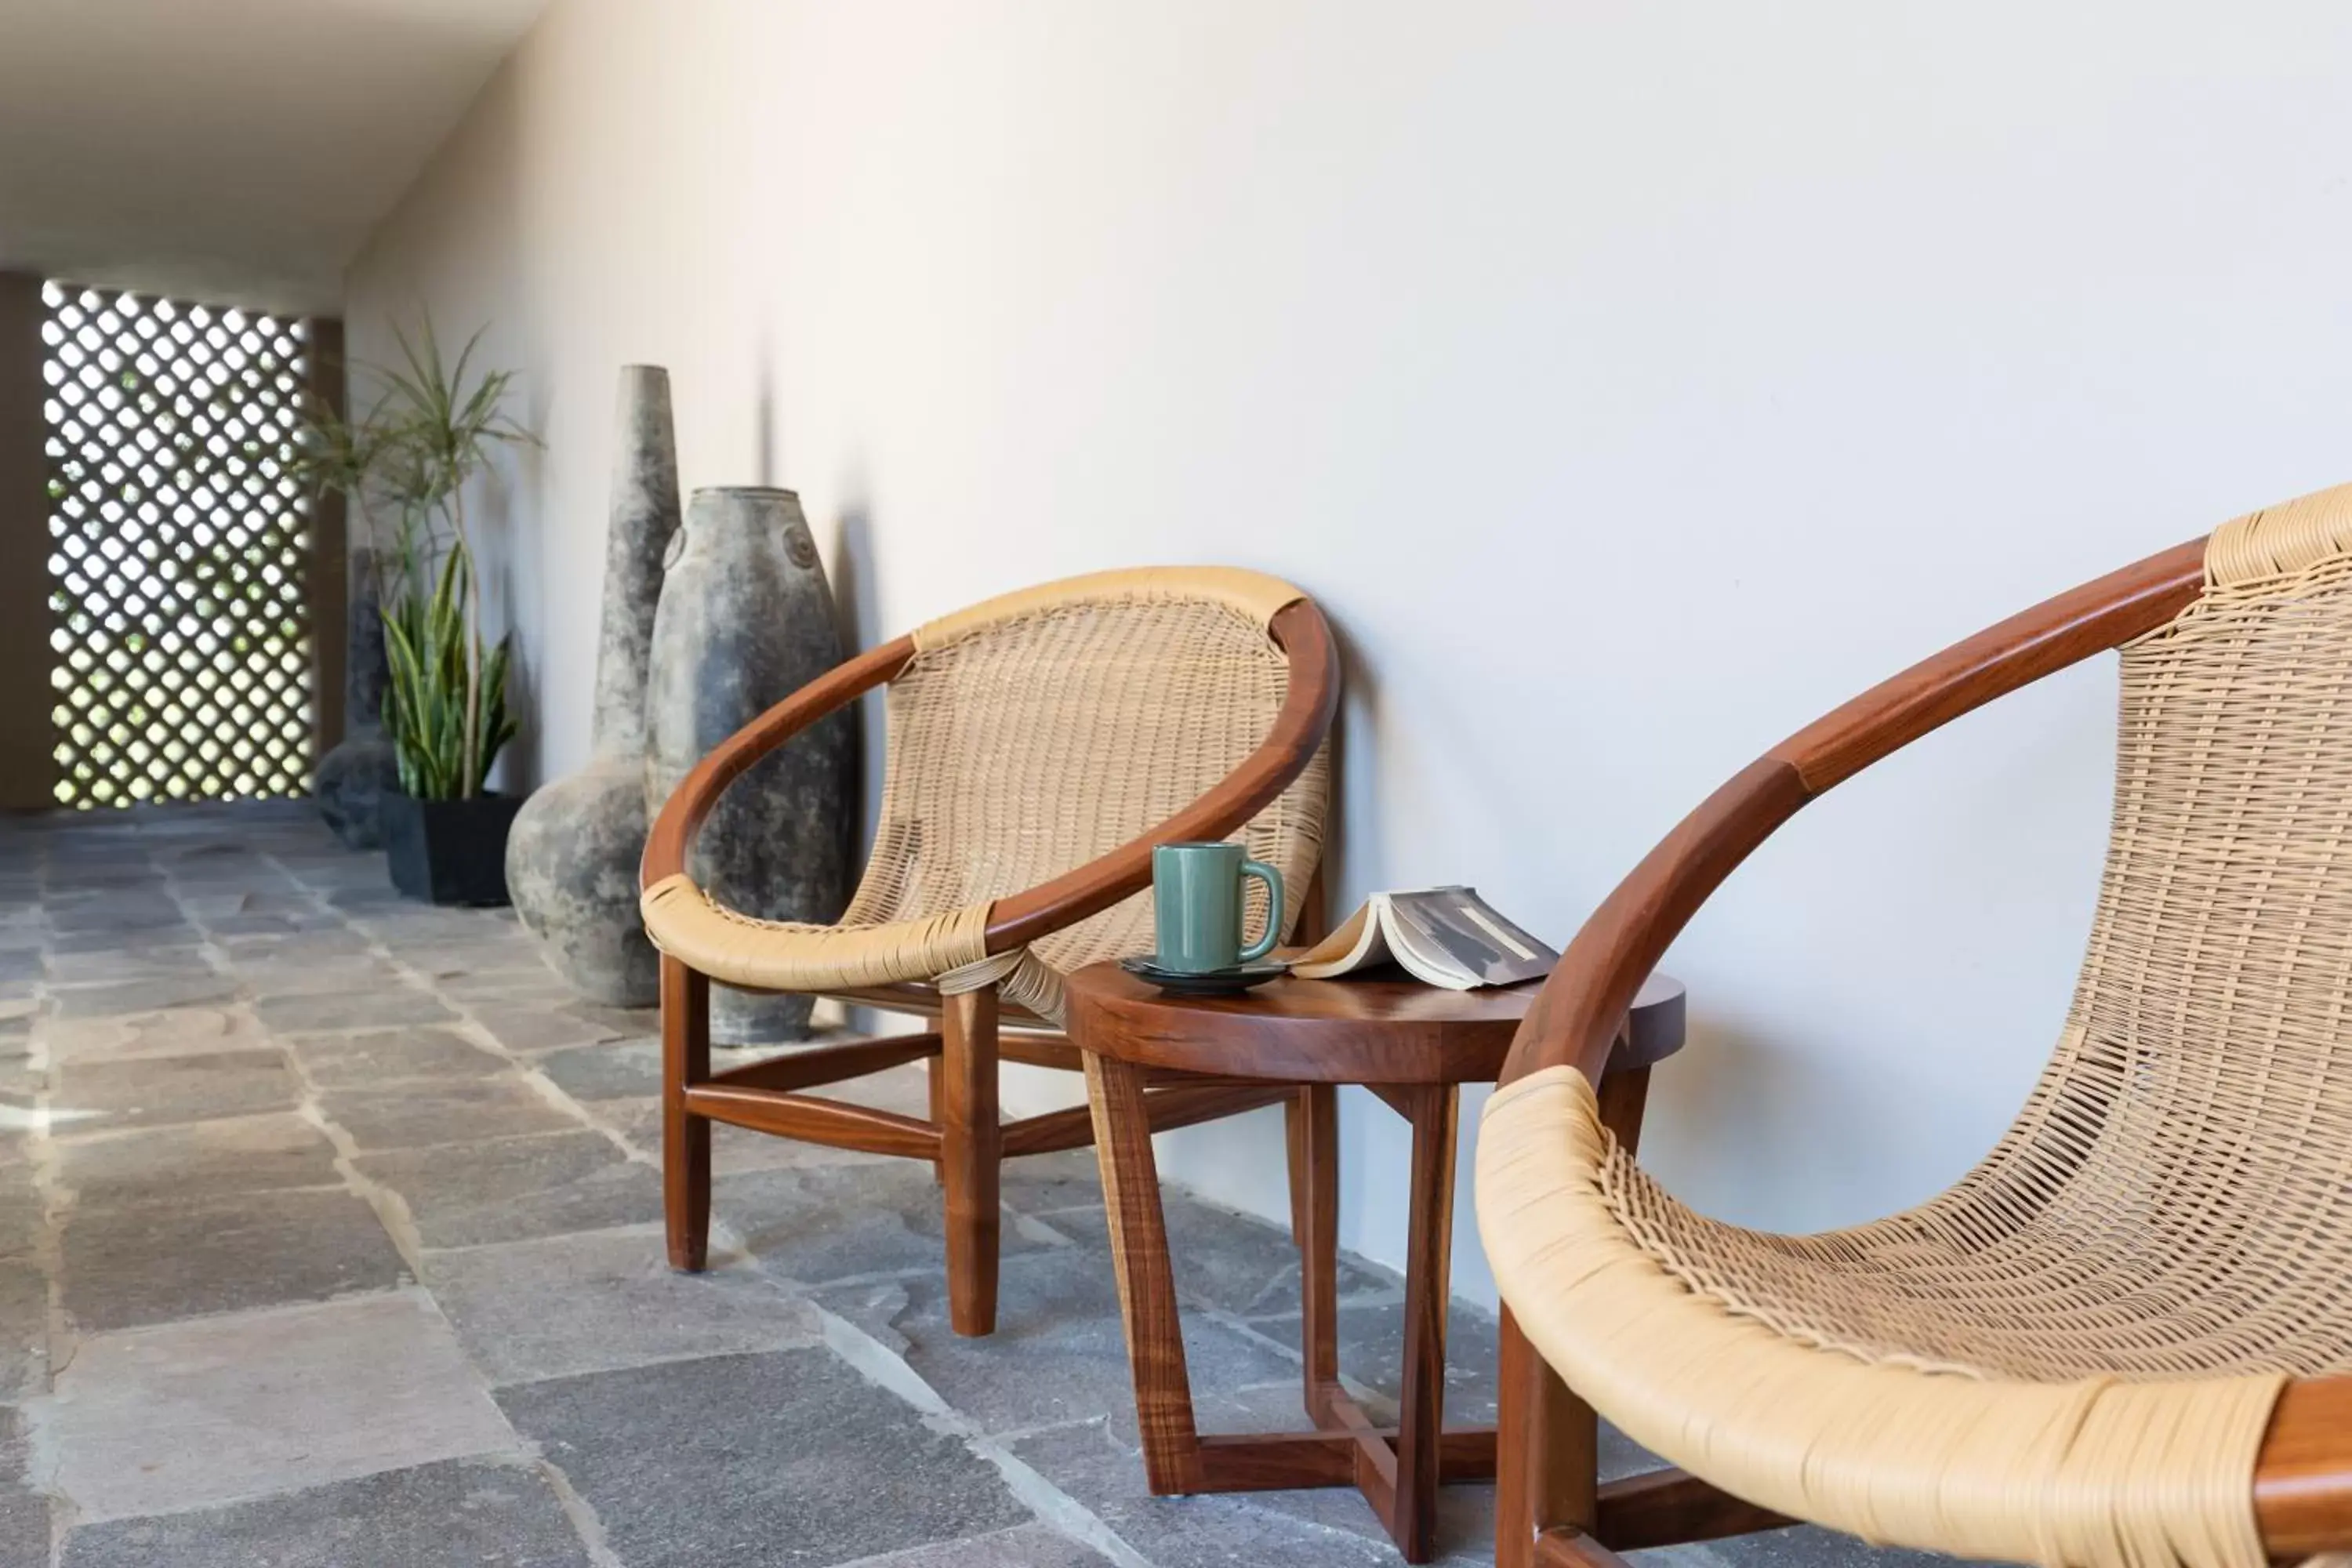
{"left": 1065, "top": 963, "right": 1686, "bottom": 1564}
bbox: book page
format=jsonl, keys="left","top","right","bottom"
{"left": 1388, "top": 887, "right": 1555, "bottom": 986}
{"left": 1289, "top": 899, "right": 1388, "bottom": 978}
{"left": 1380, "top": 900, "right": 1480, "bottom": 989}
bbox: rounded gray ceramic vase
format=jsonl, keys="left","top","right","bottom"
{"left": 645, "top": 486, "right": 855, "bottom": 1044}
{"left": 506, "top": 366, "right": 681, "bottom": 1005}
{"left": 314, "top": 546, "right": 400, "bottom": 849}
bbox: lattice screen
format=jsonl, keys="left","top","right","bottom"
{"left": 42, "top": 284, "right": 315, "bottom": 808}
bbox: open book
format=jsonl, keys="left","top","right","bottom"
{"left": 1290, "top": 886, "right": 1558, "bottom": 989}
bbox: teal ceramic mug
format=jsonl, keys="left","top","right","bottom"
{"left": 1151, "top": 842, "right": 1283, "bottom": 974}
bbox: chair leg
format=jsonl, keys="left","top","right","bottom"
{"left": 1500, "top": 1054, "right": 1653, "bottom": 1564}
{"left": 927, "top": 1052, "right": 947, "bottom": 1185}
{"left": 660, "top": 956, "right": 713, "bottom": 1272}
{"left": 939, "top": 984, "right": 1001, "bottom": 1336}
{"left": 1497, "top": 1307, "right": 1598, "bottom": 1568}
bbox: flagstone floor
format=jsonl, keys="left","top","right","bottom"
{"left": 0, "top": 802, "right": 1934, "bottom": 1567}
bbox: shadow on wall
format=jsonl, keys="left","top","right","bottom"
{"left": 826, "top": 497, "right": 889, "bottom": 1038}
{"left": 491, "top": 430, "right": 545, "bottom": 793}
{"left": 1318, "top": 613, "right": 1372, "bottom": 925}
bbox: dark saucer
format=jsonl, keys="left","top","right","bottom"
{"left": 1118, "top": 956, "right": 1290, "bottom": 997}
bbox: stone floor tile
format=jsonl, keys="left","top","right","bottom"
{"left": 280, "top": 856, "right": 392, "bottom": 889}
{"left": 535, "top": 1039, "right": 662, "bottom": 1101}
{"left": 1010, "top": 1418, "right": 1399, "bottom": 1567}
{"left": 42, "top": 946, "right": 213, "bottom": 986}
{"left": 235, "top": 955, "right": 407, "bottom": 998}
{"left": 815, "top": 1245, "right": 1297, "bottom": 1438}
{"left": 36, "top": 1290, "right": 517, "bottom": 1523}
{"left": 0, "top": 953, "right": 41, "bottom": 990}
{"left": 995, "top": 1146, "right": 1106, "bottom": 1214}
{"left": 564, "top": 1000, "right": 660, "bottom": 1037}
{"left": 470, "top": 1005, "right": 632, "bottom": 1054}
{"left": 62, "top": 1187, "right": 408, "bottom": 1331}
{"left": 4, "top": 808, "right": 1627, "bottom": 1568}
{"left": 45, "top": 974, "right": 239, "bottom": 1018}
{"left": 318, "top": 1075, "right": 576, "bottom": 1150}
{"left": 424, "top": 1225, "right": 821, "bottom": 1385}
{"left": 56, "top": 1112, "right": 339, "bottom": 1207}
{"left": 291, "top": 1026, "right": 506, "bottom": 1087}
{"left": 372, "top": 931, "right": 543, "bottom": 969}
{"left": 496, "top": 1348, "right": 1029, "bottom": 1568}
{"left": 840, "top": 1524, "right": 1109, "bottom": 1566}
{"left": 1046, "top": 1192, "right": 1393, "bottom": 1318}
{"left": 726, "top": 1160, "right": 1049, "bottom": 1287}
{"left": 35, "top": 1004, "right": 273, "bottom": 1065}
{"left": 253, "top": 985, "right": 457, "bottom": 1033}
{"left": 0, "top": 1409, "right": 49, "bottom": 1568}
{"left": 172, "top": 885, "right": 311, "bottom": 917}
{"left": 199, "top": 909, "right": 350, "bottom": 938}
{"left": 357, "top": 1130, "right": 662, "bottom": 1248}
{"left": 39, "top": 925, "right": 201, "bottom": 955}
{"left": 0, "top": 1262, "right": 49, "bottom": 1401}
{"left": 325, "top": 884, "right": 410, "bottom": 913}
{"left": 53, "top": 1049, "right": 299, "bottom": 1130}
{"left": 216, "top": 928, "right": 376, "bottom": 964}
{"left": 1245, "top": 1298, "right": 1503, "bottom": 1424}
{"left": 58, "top": 1455, "right": 593, "bottom": 1568}
{"left": 435, "top": 968, "right": 578, "bottom": 1005}
{"left": 48, "top": 898, "right": 187, "bottom": 935}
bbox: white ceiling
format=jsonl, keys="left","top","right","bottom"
{"left": 0, "top": 0, "right": 546, "bottom": 317}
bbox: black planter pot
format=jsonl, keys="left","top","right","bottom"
{"left": 381, "top": 789, "right": 524, "bottom": 907}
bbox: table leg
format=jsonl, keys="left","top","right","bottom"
{"left": 1083, "top": 1051, "right": 1201, "bottom": 1493}
{"left": 1392, "top": 1083, "right": 1461, "bottom": 1563}
{"left": 1598, "top": 1065, "right": 1653, "bottom": 1156}
{"left": 1288, "top": 1084, "right": 1341, "bottom": 1410}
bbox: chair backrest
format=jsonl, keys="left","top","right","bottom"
{"left": 1970, "top": 481, "right": 2352, "bottom": 1375}
{"left": 840, "top": 567, "right": 1330, "bottom": 975}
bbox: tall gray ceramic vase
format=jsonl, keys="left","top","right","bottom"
{"left": 506, "top": 366, "right": 681, "bottom": 1005}
{"left": 314, "top": 546, "right": 398, "bottom": 848}
{"left": 645, "top": 486, "right": 854, "bottom": 1044}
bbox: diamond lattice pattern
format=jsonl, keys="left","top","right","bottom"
{"left": 42, "top": 284, "right": 315, "bottom": 808}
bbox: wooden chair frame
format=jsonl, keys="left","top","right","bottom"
{"left": 641, "top": 597, "right": 1340, "bottom": 1337}
{"left": 1490, "top": 536, "right": 2352, "bottom": 1568}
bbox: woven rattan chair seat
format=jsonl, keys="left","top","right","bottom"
{"left": 1479, "top": 485, "right": 2352, "bottom": 1568}
{"left": 642, "top": 566, "right": 1329, "bottom": 1025}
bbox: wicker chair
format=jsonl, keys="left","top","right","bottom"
{"left": 1478, "top": 485, "right": 2352, "bottom": 1568}
{"left": 640, "top": 565, "right": 1336, "bottom": 1336}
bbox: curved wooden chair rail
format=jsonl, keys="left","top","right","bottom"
{"left": 1494, "top": 533, "right": 2351, "bottom": 1562}
{"left": 641, "top": 597, "right": 1340, "bottom": 952}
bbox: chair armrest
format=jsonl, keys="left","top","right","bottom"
{"left": 640, "top": 635, "right": 916, "bottom": 889}
{"left": 1499, "top": 536, "right": 2210, "bottom": 1090}
{"left": 2256, "top": 1374, "right": 2352, "bottom": 1555}
{"left": 982, "top": 597, "right": 1342, "bottom": 952}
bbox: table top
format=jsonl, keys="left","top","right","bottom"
{"left": 1064, "top": 962, "right": 1684, "bottom": 1086}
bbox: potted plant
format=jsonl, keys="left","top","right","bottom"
{"left": 300, "top": 323, "right": 538, "bottom": 904}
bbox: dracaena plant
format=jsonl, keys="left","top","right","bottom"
{"left": 296, "top": 321, "right": 537, "bottom": 799}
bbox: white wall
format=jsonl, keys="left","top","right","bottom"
{"left": 347, "top": 0, "right": 2352, "bottom": 1307}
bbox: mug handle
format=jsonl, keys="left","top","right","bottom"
{"left": 1237, "top": 859, "right": 1285, "bottom": 963}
